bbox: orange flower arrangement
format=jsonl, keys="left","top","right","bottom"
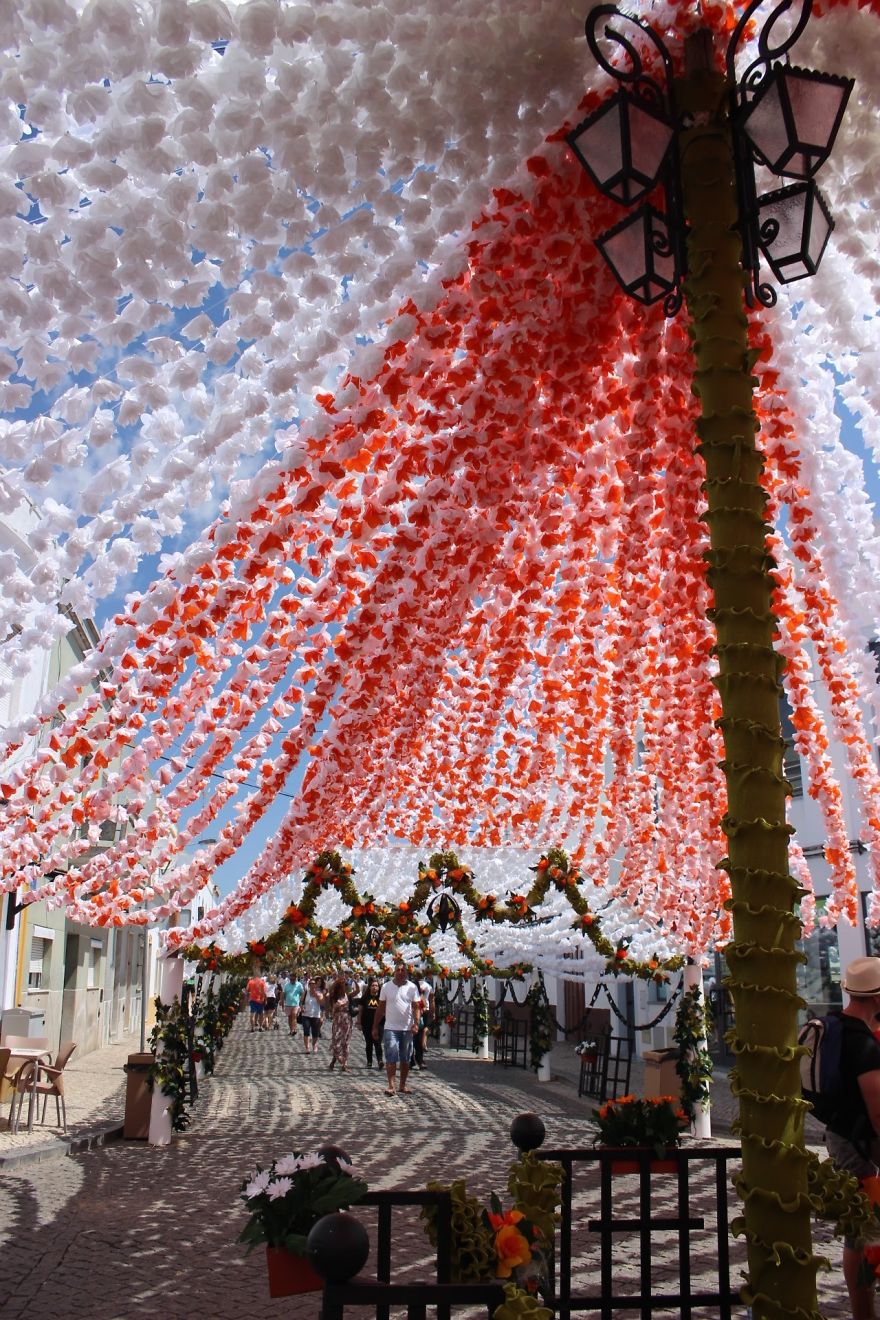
{"left": 592, "top": 1094, "right": 688, "bottom": 1158}
{"left": 484, "top": 1200, "right": 541, "bottom": 1282}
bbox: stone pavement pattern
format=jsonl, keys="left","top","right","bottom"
{"left": 0, "top": 1021, "right": 848, "bottom": 1318}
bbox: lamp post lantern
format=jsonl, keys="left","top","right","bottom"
{"left": 567, "top": 2, "right": 853, "bottom": 1316}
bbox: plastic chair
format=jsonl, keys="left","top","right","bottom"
{"left": 35, "top": 1041, "right": 76, "bottom": 1131}
{"left": 8, "top": 1059, "right": 37, "bottom": 1134}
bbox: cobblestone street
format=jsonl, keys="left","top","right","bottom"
{"left": 0, "top": 1021, "right": 847, "bottom": 1319}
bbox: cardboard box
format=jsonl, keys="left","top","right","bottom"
{"left": 643, "top": 1047, "right": 680, "bottom": 1099}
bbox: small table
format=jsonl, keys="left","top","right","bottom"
{"left": 6, "top": 1047, "right": 52, "bottom": 1133}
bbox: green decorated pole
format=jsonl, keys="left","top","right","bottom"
{"left": 676, "top": 34, "right": 818, "bottom": 1320}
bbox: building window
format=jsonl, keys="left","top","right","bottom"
{"left": 87, "top": 940, "right": 102, "bottom": 989}
{"left": 797, "top": 897, "right": 842, "bottom": 1015}
{"left": 862, "top": 893, "right": 880, "bottom": 957}
{"left": 780, "top": 695, "right": 803, "bottom": 798}
{"left": 28, "top": 935, "right": 51, "bottom": 990}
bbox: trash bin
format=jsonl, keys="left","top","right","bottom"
{"left": 643, "top": 1047, "right": 680, "bottom": 1099}
{"left": 123, "top": 1052, "right": 155, "bottom": 1140}
{"left": 1, "top": 1007, "right": 46, "bottom": 1040}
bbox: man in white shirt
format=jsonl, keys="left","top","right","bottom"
{"left": 373, "top": 962, "right": 422, "bottom": 1096}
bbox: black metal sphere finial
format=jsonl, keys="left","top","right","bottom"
{"left": 307, "top": 1212, "right": 370, "bottom": 1282}
{"left": 510, "top": 1111, "right": 546, "bottom": 1152}
{"left": 317, "top": 1143, "right": 351, "bottom": 1172}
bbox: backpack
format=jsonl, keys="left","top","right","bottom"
{"left": 798, "top": 1012, "right": 845, "bottom": 1128}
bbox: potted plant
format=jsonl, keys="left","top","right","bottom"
{"left": 239, "top": 1148, "right": 368, "bottom": 1296}
{"left": 574, "top": 1038, "right": 599, "bottom": 1068}
{"left": 591, "top": 1094, "right": 688, "bottom": 1174}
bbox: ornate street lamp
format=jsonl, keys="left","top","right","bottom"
{"left": 567, "top": 89, "right": 674, "bottom": 204}
{"left": 364, "top": 925, "right": 384, "bottom": 954}
{"left": 565, "top": 2, "right": 853, "bottom": 1315}
{"left": 426, "top": 890, "right": 461, "bottom": 934}
{"left": 596, "top": 206, "right": 678, "bottom": 306}
{"left": 567, "top": 0, "right": 852, "bottom": 311}
{"left": 737, "top": 63, "right": 853, "bottom": 179}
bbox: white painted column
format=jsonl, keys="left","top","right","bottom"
{"left": 683, "top": 962, "right": 711, "bottom": 1139}
{"left": 148, "top": 956, "right": 184, "bottom": 1147}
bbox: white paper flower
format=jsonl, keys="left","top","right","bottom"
{"left": 266, "top": 1177, "right": 294, "bottom": 1201}
{"left": 243, "top": 1169, "right": 272, "bottom": 1200}
{"left": 274, "top": 1154, "right": 304, "bottom": 1176}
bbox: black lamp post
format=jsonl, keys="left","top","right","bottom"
{"left": 567, "top": 0, "right": 852, "bottom": 311}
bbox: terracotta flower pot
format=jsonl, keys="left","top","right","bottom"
{"left": 605, "top": 1149, "right": 680, "bottom": 1176}
{"left": 265, "top": 1246, "right": 324, "bottom": 1297}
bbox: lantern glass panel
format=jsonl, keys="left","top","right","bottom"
{"left": 567, "top": 93, "right": 672, "bottom": 205}
{"left": 567, "top": 99, "right": 624, "bottom": 195}
{"left": 784, "top": 71, "right": 851, "bottom": 175}
{"left": 807, "top": 191, "right": 833, "bottom": 267}
{"left": 742, "top": 65, "right": 853, "bottom": 180}
{"left": 757, "top": 181, "right": 833, "bottom": 282}
{"left": 598, "top": 206, "right": 676, "bottom": 305}
{"left": 741, "top": 77, "right": 787, "bottom": 170}
{"left": 627, "top": 101, "right": 674, "bottom": 197}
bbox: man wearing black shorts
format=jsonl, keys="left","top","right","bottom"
{"left": 823, "top": 957, "right": 880, "bottom": 1319}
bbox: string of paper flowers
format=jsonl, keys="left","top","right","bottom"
{"left": 0, "top": 0, "right": 879, "bottom": 955}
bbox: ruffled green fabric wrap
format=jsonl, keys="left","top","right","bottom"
{"left": 675, "top": 49, "right": 820, "bottom": 1318}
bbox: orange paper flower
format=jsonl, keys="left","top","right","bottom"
{"left": 494, "top": 1223, "right": 532, "bottom": 1278}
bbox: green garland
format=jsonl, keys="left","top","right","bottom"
{"left": 147, "top": 997, "right": 191, "bottom": 1132}
{"left": 472, "top": 984, "right": 490, "bottom": 1054}
{"left": 526, "top": 983, "right": 554, "bottom": 1073}
{"left": 422, "top": 1179, "right": 496, "bottom": 1283}
{"left": 673, "top": 985, "right": 714, "bottom": 1123}
{"left": 182, "top": 848, "right": 684, "bottom": 985}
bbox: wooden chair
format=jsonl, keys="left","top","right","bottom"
{"left": 35, "top": 1042, "right": 77, "bottom": 1131}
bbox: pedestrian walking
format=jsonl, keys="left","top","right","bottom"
{"left": 264, "top": 974, "right": 280, "bottom": 1030}
{"left": 326, "top": 972, "right": 352, "bottom": 1071}
{"left": 413, "top": 970, "right": 435, "bottom": 1070}
{"left": 357, "top": 977, "right": 384, "bottom": 1069}
{"left": 373, "top": 961, "right": 422, "bottom": 1096}
{"left": 282, "top": 969, "right": 305, "bottom": 1036}
{"left": 246, "top": 970, "right": 267, "bottom": 1033}
{"left": 300, "top": 976, "right": 325, "bottom": 1054}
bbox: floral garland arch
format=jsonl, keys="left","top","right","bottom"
{"left": 189, "top": 849, "right": 684, "bottom": 984}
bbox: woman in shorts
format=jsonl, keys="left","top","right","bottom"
{"left": 300, "top": 977, "right": 325, "bottom": 1054}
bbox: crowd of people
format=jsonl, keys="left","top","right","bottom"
{"left": 244, "top": 962, "right": 435, "bottom": 1094}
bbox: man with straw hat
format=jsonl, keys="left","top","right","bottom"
{"left": 825, "top": 957, "right": 880, "bottom": 1318}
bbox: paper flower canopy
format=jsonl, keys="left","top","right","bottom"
{"left": 0, "top": 0, "right": 879, "bottom": 954}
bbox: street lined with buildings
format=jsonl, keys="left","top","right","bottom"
{"left": 0, "top": 1019, "right": 842, "bottom": 1320}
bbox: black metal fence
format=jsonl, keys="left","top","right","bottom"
{"left": 492, "top": 1007, "right": 529, "bottom": 1069}
{"left": 537, "top": 1144, "right": 743, "bottom": 1319}
{"left": 320, "top": 1187, "right": 504, "bottom": 1319}
{"left": 577, "top": 1030, "right": 633, "bottom": 1104}
{"left": 449, "top": 1004, "right": 475, "bottom": 1052}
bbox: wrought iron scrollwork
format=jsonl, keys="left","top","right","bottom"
{"left": 726, "top": 0, "right": 813, "bottom": 102}
{"left": 585, "top": 3, "right": 674, "bottom": 108}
